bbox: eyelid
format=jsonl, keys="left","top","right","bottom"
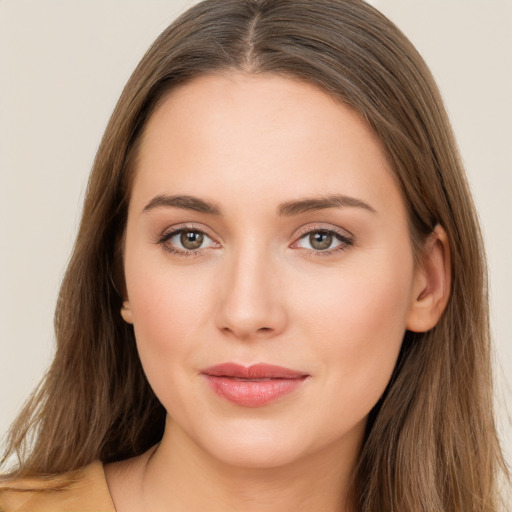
{"left": 159, "top": 222, "right": 219, "bottom": 242}
{"left": 290, "top": 224, "right": 355, "bottom": 255}
{"left": 293, "top": 223, "right": 354, "bottom": 242}
{"left": 157, "top": 223, "right": 222, "bottom": 255}
{"left": 156, "top": 222, "right": 354, "bottom": 256}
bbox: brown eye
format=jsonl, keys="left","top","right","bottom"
{"left": 180, "top": 230, "right": 204, "bottom": 250}
{"left": 294, "top": 228, "right": 351, "bottom": 254}
{"left": 162, "top": 228, "right": 217, "bottom": 254}
{"left": 309, "top": 231, "right": 333, "bottom": 250}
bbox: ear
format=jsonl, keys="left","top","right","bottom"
{"left": 120, "top": 300, "right": 133, "bottom": 324}
{"left": 406, "top": 225, "right": 451, "bottom": 333}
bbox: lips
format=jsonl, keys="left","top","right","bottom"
{"left": 201, "top": 363, "right": 309, "bottom": 407}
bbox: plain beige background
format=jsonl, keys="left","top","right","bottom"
{"left": 1, "top": 0, "right": 511, "bottom": 478}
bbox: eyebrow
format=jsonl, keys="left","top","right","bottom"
{"left": 142, "top": 193, "right": 376, "bottom": 216}
{"left": 278, "top": 194, "right": 376, "bottom": 216}
{"left": 143, "top": 194, "right": 222, "bottom": 215}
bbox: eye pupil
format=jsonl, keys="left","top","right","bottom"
{"left": 180, "top": 230, "right": 204, "bottom": 250}
{"left": 310, "top": 231, "right": 332, "bottom": 250}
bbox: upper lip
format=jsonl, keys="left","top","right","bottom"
{"left": 201, "top": 363, "right": 308, "bottom": 379}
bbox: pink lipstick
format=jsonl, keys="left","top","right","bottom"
{"left": 201, "top": 363, "right": 309, "bottom": 407}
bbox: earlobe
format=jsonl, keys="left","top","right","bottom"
{"left": 120, "top": 300, "right": 133, "bottom": 324}
{"left": 406, "top": 225, "right": 451, "bottom": 333}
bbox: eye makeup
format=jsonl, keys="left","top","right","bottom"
{"left": 291, "top": 224, "right": 354, "bottom": 257}
{"left": 156, "top": 223, "right": 220, "bottom": 258}
{"left": 156, "top": 222, "right": 355, "bottom": 258}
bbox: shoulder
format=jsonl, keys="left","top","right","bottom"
{"left": 0, "top": 461, "right": 115, "bottom": 512}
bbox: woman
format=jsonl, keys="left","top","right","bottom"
{"left": 0, "top": 0, "right": 508, "bottom": 510}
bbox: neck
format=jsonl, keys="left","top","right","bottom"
{"left": 138, "top": 417, "right": 361, "bottom": 512}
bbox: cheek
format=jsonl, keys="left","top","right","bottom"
{"left": 122, "top": 241, "right": 219, "bottom": 398}
{"left": 129, "top": 269, "right": 211, "bottom": 347}
{"left": 295, "top": 250, "right": 414, "bottom": 415}
{"left": 126, "top": 271, "right": 219, "bottom": 423}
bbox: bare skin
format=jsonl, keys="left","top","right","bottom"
{"left": 105, "top": 426, "right": 355, "bottom": 512}
{"left": 104, "top": 72, "right": 450, "bottom": 512}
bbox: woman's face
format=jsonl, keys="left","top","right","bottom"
{"left": 123, "top": 72, "right": 422, "bottom": 468}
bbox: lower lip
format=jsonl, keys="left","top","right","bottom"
{"left": 203, "top": 375, "right": 308, "bottom": 407}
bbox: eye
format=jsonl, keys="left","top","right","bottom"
{"left": 293, "top": 228, "right": 353, "bottom": 254}
{"left": 160, "top": 228, "right": 218, "bottom": 254}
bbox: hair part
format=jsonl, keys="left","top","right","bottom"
{"left": 2, "top": 1, "right": 508, "bottom": 510}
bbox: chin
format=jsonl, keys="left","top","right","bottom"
{"left": 168, "top": 412, "right": 310, "bottom": 469}
{"left": 187, "top": 414, "right": 360, "bottom": 471}
{"left": 204, "top": 434, "right": 311, "bottom": 470}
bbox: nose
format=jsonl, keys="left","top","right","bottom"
{"left": 214, "top": 246, "right": 288, "bottom": 341}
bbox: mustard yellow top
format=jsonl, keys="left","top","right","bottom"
{"left": 0, "top": 461, "right": 115, "bottom": 512}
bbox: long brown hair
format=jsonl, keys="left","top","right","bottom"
{"left": 1, "top": 0, "right": 508, "bottom": 509}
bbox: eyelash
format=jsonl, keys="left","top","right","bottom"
{"left": 157, "top": 224, "right": 354, "bottom": 258}
{"left": 293, "top": 225, "right": 354, "bottom": 257}
{"left": 157, "top": 224, "right": 218, "bottom": 258}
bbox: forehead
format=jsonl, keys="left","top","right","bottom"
{"left": 130, "top": 72, "right": 402, "bottom": 218}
